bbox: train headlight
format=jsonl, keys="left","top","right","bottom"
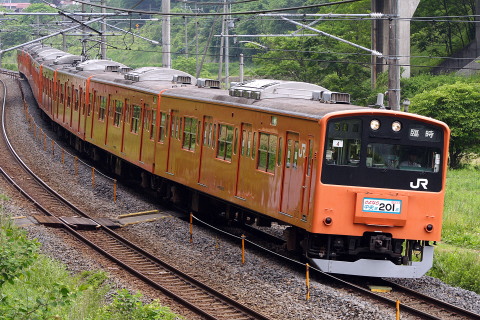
{"left": 323, "top": 217, "right": 333, "bottom": 226}
{"left": 425, "top": 224, "right": 434, "bottom": 232}
{"left": 370, "top": 119, "right": 380, "bottom": 131}
{"left": 392, "top": 121, "right": 402, "bottom": 132}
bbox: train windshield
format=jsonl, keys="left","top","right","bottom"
{"left": 321, "top": 116, "right": 445, "bottom": 191}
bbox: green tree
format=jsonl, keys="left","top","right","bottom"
{"left": 410, "top": 82, "right": 480, "bottom": 168}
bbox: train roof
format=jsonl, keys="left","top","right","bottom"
{"left": 20, "top": 45, "right": 368, "bottom": 120}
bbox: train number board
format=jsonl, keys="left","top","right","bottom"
{"left": 362, "top": 198, "right": 402, "bottom": 214}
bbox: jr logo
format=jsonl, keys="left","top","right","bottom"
{"left": 410, "top": 178, "right": 429, "bottom": 189}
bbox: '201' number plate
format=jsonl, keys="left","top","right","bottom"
{"left": 362, "top": 198, "right": 402, "bottom": 214}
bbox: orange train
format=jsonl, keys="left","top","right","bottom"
{"left": 18, "top": 44, "right": 450, "bottom": 278}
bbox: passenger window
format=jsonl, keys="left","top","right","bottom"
{"left": 182, "top": 117, "right": 197, "bottom": 151}
{"left": 159, "top": 112, "right": 167, "bottom": 142}
{"left": 216, "top": 124, "right": 234, "bottom": 162}
{"left": 277, "top": 137, "right": 283, "bottom": 166}
{"left": 257, "top": 132, "right": 277, "bottom": 173}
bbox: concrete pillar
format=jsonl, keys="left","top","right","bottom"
{"left": 372, "top": 0, "right": 419, "bottom": 79}
{"left": 398, "top": 0, "right": 420, "bottom": 78}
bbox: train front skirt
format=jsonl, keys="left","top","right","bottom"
{"left": 310, "top": 246, "right": 434, "bottom": 278}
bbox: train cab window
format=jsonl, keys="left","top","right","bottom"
{"left": 182, "top": 117, "right": 197, "bottom": 151}
{"left": 114, "top": 100, "right": 123, "bottom": 127}
{"left": 257, "top": 133, "right": 277, "bottom": 173}
{"left": 131, "top": 105, "right": 141, "bottom": 133}
{"left": 325, "top": 119, "right": 361, "bottom": 166}
{"left": 217, "top": 124, "right": 234, "bottom": 162}
{"left": 367, "top": 143, "right": 441, "bottom": 172}
{"left": 159, "top": 112, "right": 167, "bottom": 142}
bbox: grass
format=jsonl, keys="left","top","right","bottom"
{"left": 426, "top": 166, "right": 480, "bottom": 293}
{"left": 0, "top": 203, "right": 182, "bottom": 319}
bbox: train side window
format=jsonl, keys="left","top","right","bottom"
{"left": 307, "top": 138, "right": 313, "bottom": 176}
{"left": 88, "top": 93, "right": 93, "bottom": 116}
{"left": 108, "top": 97, "right": 114, "bottom": 119}
{"left": 212, "top": 124, "right": 217, "bottom": 149}
{"left": 252, "top": 132, "right": 257, "bottom": 159}
{"left": 114, "top": 100, "right": 123, "bottom": 127}
{"left": 197, "top": 120, "right": 201, "bottom": 145}
{"left": 67, "top": 86, "right": 71, "bottom": 108}
{"left": 125, "top": 100, "right": 131, "bottom": 124}
{"left": 182, "top": 117, "right": 197, "bottom": 151}
{"left": 293, "top": 141, "right": 299, "bottom": 168}
{"left": 150, "top": 111, "right": 156, "bottom": 140}
{"left": 99, "top": 96, "right": 107, "bottom": 121}
{"left": 216, "top": 124, "right": 233, "bottom": 162}
{"left": 171, "top": 115, "right": 176, "bottom": 137}
{"left": 143, "top": 106, "right": 150, "bottom": 130}
{"left": 179, "top": 117, "right": 183, "bottom": 140}
{"left": 286, "top": 139, "right": 292, "bottom": 168}
{"left": 74, "top": 89, "right": 79, "bottom": 111}
{"left": 277, "top": 137, "right": 283, "bottom": 166}
{"left": 257, "top": 132, "right": 277, "bottom": 173}
{"left": 241, "top": 130, "right": 247, "bottom": 156}
{"left": 159, "top": 112, "right": 167, "bottom": 142}
{"left": 131, "top": 105, "right": 141, "bottom": 133}
{"left": 233, "top": 128, "right": 238, "bottom": 155}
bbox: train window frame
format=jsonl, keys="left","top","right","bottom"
{"left": 182, "top": 116, "right": 197, "bottom": 151}
{"left": 143, "top": 106, "right": 150, "bottom": 131}
{"left": 277, "top": 137, "right": 283, "bottom": 166}
{"left": 257, "top": 132, "right": 277, "bottom": 174}
{"left": 216, "top": 123, "right": 234, "bottom": 162}
{"left": 99, "top": 96, "right": 107, "bottom": 121}
{"left": 150, "top": 110, "right": 156, "bottom": 141}
{"left": 74, "top": 89, "right": 79, "bottom": 111}
{"left": 131, "top": 104, "right": 141, "bottom": 133}
{"left": 67, "top": 85, "right": 72, "bottom": 108}
{"left": 113, "top": 100, "right": 123, "bottom": 127}
{"left": 324, "top": 119, "right": 362, "bottom": 167}
{"left": 233, "top": 128, "right": 238, "bottom": 155}
{"left": 158, "top": 112, "right": 167, "bottom": 142}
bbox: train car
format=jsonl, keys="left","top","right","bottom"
{"left": 18, "top": 44, "right": 450, "bottom": 278}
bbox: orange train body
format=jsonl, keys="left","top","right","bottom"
{"left": 18, "top": 45, "right": 450, "bottom": 278}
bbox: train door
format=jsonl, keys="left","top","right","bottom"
{"left": 300, "top": 136, "right": 314, "bottom": 218}
{"left": 280, "top": 132, "right": 304, "bottom": 217}
{"left": 234, "top": 123, "right": 253, "bottom": 199}
{"left": 166, "top": 110, "right": 179, "bottom": 175}
{"left": 198, "top": 116, "right": 214, "bottom": 186}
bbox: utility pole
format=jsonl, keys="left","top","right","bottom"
{"left": 101, "top": 0, "right": 107, "bottom": 59}
{"left": 162, "top": 0, "right": 171, "bottom": 68}
{"left": 388, "top": 0, "right": 400, "bottom": 111}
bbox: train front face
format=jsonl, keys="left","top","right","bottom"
{"left": 309, "top": 111, "right": 450, "bottom": 278}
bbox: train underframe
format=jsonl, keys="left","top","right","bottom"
{"left": 50, "top": 122, "right": 433, "bottom": 278}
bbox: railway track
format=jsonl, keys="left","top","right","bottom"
{"left": 0, "top": 77, "right": 271, "bottom": 320}
{"left": 330, "top": 276, "right": 480, "bottom": 320}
